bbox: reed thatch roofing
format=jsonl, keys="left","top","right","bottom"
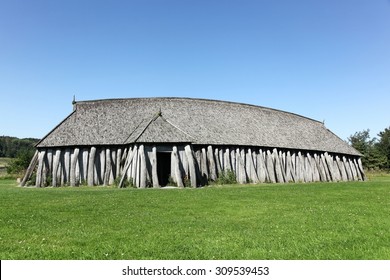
{"left": 36, "top": 97, "right": 360, "bottom": 156}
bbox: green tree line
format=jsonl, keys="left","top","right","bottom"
{"left": 0, "top": 136, "right": 39, "bottom": 158}
{"left": 0, "top": 136, "right": 39, "bottom": 175}
{"left": 348, "top": 127, "right": 390, "bottom": 170}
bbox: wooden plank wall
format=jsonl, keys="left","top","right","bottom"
{"left": 23, "top": 144, "right": 365, "bottom": 187}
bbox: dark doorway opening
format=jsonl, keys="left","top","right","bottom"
{"left": 157, "top": 152, "right": 171, "bottom": 186}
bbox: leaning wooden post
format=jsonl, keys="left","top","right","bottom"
{"left": 118, "top": 147, "right": 135, "bottom": 188}
{"left": 357, "top": 158, "right": 365, "bottom": 181}
{"left": 185, "top": 145, "right": 197, "bottom": 187}
{"left": 87, "top": 147, "right": 96, "bottom": 186}
{"left": 20, "top": 150, "right": 39, "bottom": 186}
{"left": 139, "top": 145, "right": 147, "bottom": 188}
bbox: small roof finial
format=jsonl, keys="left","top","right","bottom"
{"left": 72, "top": 95, "right": 76, "bottom": 105}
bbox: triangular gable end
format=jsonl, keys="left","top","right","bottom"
{"left": 125, "top": 112, "right": 195, "bottom": 144}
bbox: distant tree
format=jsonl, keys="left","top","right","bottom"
{"left": 0, "top": 136, "right": 38, "bottom": 158}
{"left": 348, "top": 129, "right": 387, "bottom": 170}
{"left": 377, "top": 127, "right": 390, "bottom": 169}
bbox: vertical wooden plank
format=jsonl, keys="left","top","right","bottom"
{"left": 151, "top": 146, "right": 159, "bottom": 188}
{"left": 285, "top": 151, "right": 292, "bottom": 182}
{"left": 47, "top": 149, "right": 53, "bottom": 177}
{"left": 75, "top": 150, "right": 81, "bottom": 185}
{"left": 256, "top": 149, "right": 267, "bottom": 183}
{"left": 139, "top": 145, "right": 146, "bottom": 188}
{"left": 266, "top": 149, "right": 276, "bottom": 183}
{"left": 185, "top": 145, "right": 197, "bottom": 187}
{"left": 273, "top": 148, "right": 285, "bottom": 183}
{"left": 63, "top": 149, "right": 71, "bottom": 185}
{"left": 219, "top": 148, "right": 224, "bottom": 172}
{"left": 103, "top": 148, "right": 111, "bottom": 186}
{"left": 201, "top": 147, "right": 209, "bottom": 180}
{"left": 173, "top": 146, "right": 184, "bottom": 187}
{"left": 35, "top": 150, "right": 46, "bottom": 187}
{"left": 235, "top": 148, "right": 240, "bottom": 181}
{"left": 207, "top": 145, "right": 217, "bottom": 181}
{"left": 70, "top": 148, "right": 79, "bottom": 186}
{"left": 131, "top": 145, "right": 139, "bottom": 184}
{"left": 224, "top": 148, "right": 231, "bottom": 171}
{"left": 116, "top": 148, "right": 122, "bottom": 180}
{"left": 81, "top": 149, "right": 88, "bottom": 183}
{"left": 214, "top": 148, "right": 222, "bottom": 176}
{"left": 310, "top": 153, "right": 320, "bottom": 182}
{"left": 87, "top": 147, "right": 96, "bottom": 186}
{"left": 110, "top": 149, "right": 116, "bottom": 184}
{"left": 304, "top": 156, "right": 312, "bottom": 183}
{"left": 247, "top": 148, "right": 259, "bottom": 183}
{"left": 230, "top": 149, "right": 236, "bottom": 175}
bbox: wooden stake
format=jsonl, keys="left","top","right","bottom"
{"left": 20, "top": 150, "right": 39, "bottom": 186}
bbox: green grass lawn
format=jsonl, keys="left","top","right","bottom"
{"left": 0, "top": 175, "right": 389, "bottom": 260}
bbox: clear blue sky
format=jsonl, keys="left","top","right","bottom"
{"left": 1, "top": 0, "right": 389, "bottom": 141}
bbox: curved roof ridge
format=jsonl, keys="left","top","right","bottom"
{"left": 74, "top": 97, "right": 322, "bottom": 124}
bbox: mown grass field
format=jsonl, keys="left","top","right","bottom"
{"left": 0, "top": 174, "right": 389, "bottom": 260}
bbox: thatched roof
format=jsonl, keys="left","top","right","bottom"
{"left": 36, "top": 97, "right": 360, "bottom": 156}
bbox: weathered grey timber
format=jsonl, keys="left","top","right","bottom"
{"left": 22, "top": 97, "right": 364, "bottom": 187}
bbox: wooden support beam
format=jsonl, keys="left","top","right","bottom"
{"left": 118, "top": 146, "right": 135, "bottom": 188}
{"left": 357, "top": 158, "right": 365, "bottom": 181}
{"left": 20, "top": 150, "right": 39, "bottom": 187}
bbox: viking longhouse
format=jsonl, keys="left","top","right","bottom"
{"left": 21, "top": 98, "right": 365, "bottom": 187}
